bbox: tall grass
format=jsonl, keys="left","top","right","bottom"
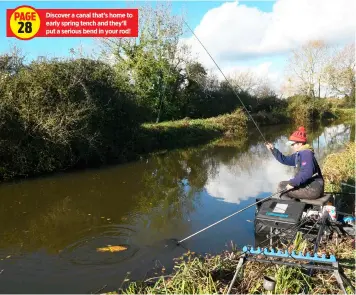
{"left": 322, "top": 142, "right": 355, "bottom": 193}
{"left": 114, "top": 233, "right": 355, "bottom": 294}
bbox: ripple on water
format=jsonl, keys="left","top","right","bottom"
{"left": 59, "top": 225, "right": 140, "bottom": 265}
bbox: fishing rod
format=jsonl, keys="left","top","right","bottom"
{"left": 176, "top": 19, "right": 288, "bottom": 245}
{"left": 182, "top": 19, "right": 268, "bottom": 143}
{"left": 177, "top": 188, "right": 288, "bottom": 244}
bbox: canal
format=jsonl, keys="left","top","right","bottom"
{"left": 0, "top": 122, "right": 353, "bottom": 293}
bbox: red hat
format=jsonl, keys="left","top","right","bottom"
{"left": 287, "top": 126, "right": 307, "bottom": 145}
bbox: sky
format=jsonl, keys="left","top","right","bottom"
{"left": 1, "top": 0, "right": 355, "bottom": 94}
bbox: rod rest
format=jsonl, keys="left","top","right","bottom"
{"left": 242, "top": 246, "right": 336, "bottom": 263}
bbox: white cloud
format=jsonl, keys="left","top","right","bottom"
{"left": 183, "top": 0, "right": 355, "bottom": 63}
{"left": 181, "top": 0, "right": 355, "bottom": 90}
{"left": 205, "top": 143, "right": 295, "bottom": 204}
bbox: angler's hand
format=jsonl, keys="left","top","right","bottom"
{"left": 265, "top": 142, "right": 274, "bottom": 151}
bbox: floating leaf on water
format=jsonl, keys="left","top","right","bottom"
{"left": 107, "top": 218, "right": 111, "bottom": 221}
{"left": 6, "top": 255, "right": 11, "bottom": 259}
{"left": 96, "top": 245, "right": 128, "bottom": 253}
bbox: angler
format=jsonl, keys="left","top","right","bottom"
{"left": 266, "top": 126, "right": 324, "bottom": 201}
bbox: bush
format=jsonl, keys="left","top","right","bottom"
{"left": 0, "top": 58, "right": 142, "bottom": 179}
{"left": 286, "top": 95, "right": 336, "bottom": 125}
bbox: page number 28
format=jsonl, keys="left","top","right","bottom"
{"left": 18, "top": 21, "right": 33, "bottom": 34}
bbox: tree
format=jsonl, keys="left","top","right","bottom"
{"left": 285, "top": 40, "right": 330, "bottom": 97}
{"left": 227, "top": 69, "right": 276, "bottom": 98}
{"left": 98, "top": 3, "right": 191, "bottom": 122}
{"left": 324, "top": 43, "right": 355, "bottom": 102}
{"left": 0, "top": 45, "right": 25, "bottom": 76}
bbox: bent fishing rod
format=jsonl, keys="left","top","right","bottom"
{"left": 182, "top": 19, "right": 267, "bottom": 143}
{"left": 177, "top": 188, "right": 288, "bottom": 244}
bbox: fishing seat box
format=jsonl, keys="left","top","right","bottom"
{"left": 256, "top": 199, "right": 306, "bottom": 229}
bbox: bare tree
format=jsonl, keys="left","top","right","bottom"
{"left": 285, "top": 40, "right": 330, "bottom": 97}
{"left": 227, "top": 69, "right": 275, "bottom": 97}
{"left": 324, "top": 43, "right": 355, "bottom": 98}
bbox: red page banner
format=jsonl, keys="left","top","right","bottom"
{"left": 6, "top": 5, "right": 139, "bottom": 40}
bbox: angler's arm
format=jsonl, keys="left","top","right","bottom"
{"left": 271, "top": 148, "right": 296, "bottom": 166}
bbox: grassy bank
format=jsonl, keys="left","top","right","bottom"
{"left": 107, "top": 142, "right": 355, "bottom": 294}
{"left": 322, "top": 141, "right": 355, "bottom": 193}
{"left": 113, "top": 235, "right": 355, "bottom": 294}
{"left": 134, "top": 109, "right": 248, "bottom": 154}
{"left": 322, "top": 141, "right": 355, "bottom": 214}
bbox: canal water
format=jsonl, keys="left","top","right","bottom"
{"left": 0, "top": 122, "right": 353, "bottom": 293}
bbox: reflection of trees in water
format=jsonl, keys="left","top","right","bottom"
{"left": 310, "top": 124, "right": 353, "bottom": 165}
{"left": 133, "top": 147, "right": 220, "bottom": 230}
{"left": 1, "top": 197, "right": 102, "bottom": 253}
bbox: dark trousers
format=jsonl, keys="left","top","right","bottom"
{"left": 274, "top": 178, "right": 324, "bottom": 200}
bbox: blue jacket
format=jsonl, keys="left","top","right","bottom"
{"left": 271, "top": 144, "right": 323, "bottom": 187}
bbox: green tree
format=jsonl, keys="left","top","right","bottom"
{"left": 100, "top": 3, "right": 190, "bottom": 122}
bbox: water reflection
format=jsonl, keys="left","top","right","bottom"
{"left": 0, "top": 122, "right": 353, "bottom": 293}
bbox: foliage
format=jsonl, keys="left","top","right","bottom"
{"left": 322, "top": 141, "right": 355, "bottom": 193}
{"left": 286, "top": 95, "right": 336, "bottom": 125}
{"left": 99, "top": 2, "right": 188, "bottom": 123}
{"left": 115, "top": 235, "right": 355, "bottom": 294}
{"left": 136, "top": 109, "right": 248, "bottom": 153}
{"left": 0, "top": 57, "right": 142, "bottom": 179}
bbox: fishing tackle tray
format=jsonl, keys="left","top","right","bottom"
{"left": 256, "top": 199, "right": 306, "bottom": 229}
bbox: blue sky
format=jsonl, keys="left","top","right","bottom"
{"left": 0, "top": 1, "right": 275, "bottom": 60}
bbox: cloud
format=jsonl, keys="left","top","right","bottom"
{"left": 205, "top": 159, "right": 290, "bottom": 204}
{"left": 183, "top": 0, "right": 355, "bottom": 66}
{"left": 180, "top": 0, "right": 355, "bottom": 95}
{"left": 204, "top": 143, "right": 294, "bottom": 204}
